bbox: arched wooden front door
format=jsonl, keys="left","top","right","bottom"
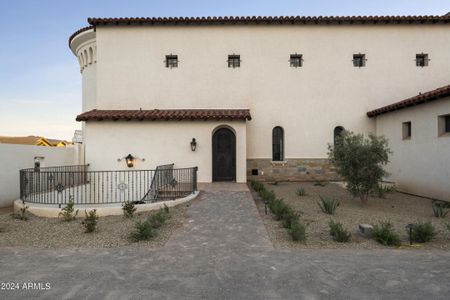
{"left": 212, "top": 128, "right": 236, "bottom": 181}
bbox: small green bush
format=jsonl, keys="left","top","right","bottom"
{"left": 58, "top": 200, "right": 79, "bottom": 222}
{"left": 122, "top": 201, "right": 137, "bottom": 218}
{"left": 130, "top": 220, "right": 156, "bottom": 241}
{"left": 81, "top": 209, "right": 99, "bottom": 233}
{"left": 11, "top": 205, "right": 29, "bottom": 221}
{"left": 250, "top": 180, "right": 265, "bottom": 192}
{"left": 372, "top": 221, "right": 401, "bottom": 247}
{"left": 282, "top": 209, "right": 300, "bottom": 229}
{"left": 329, "top": 220, "right": 351, "bottom": 242}
{"left": 432, "top": 202, "right": 449, "bottom": 218}
{"left": 289, "top": 219, "right": 306, "bottom": 242}
{"left": 411, "top": 221, "right": 436, "bottom": 243}
{"left": 374, "top": 184, "right": 396, "bottom": 199}
{"left": 296, "top": 187, "right": 307, "bottom": 197}
{"left": 269, "top": 199, "right": 291, "bottom": 220}
{"left": 148, "top": 209, "right": 169, "bottom": 229}
{"left": 317, "top": 196, "right": 339, "bottom": 215}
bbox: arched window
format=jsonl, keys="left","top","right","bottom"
{"left": 334, "top": 126, "right": 345, "bottom": 148}
{"left": 272, "top": 126, "right": 284, "bottom": 161}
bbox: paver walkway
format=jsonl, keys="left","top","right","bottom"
{"left": 1, "top": 184, "right": 450, "bottom": 299}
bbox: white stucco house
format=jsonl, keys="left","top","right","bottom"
{"left": 69, "top": 15, "right": 450, "bottom": 201}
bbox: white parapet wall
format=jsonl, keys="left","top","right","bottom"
{"left": 0, "top": 143, "right": 83, "bottom": 208}
{"left": 14, "top": 191, "right": 199, "bottom": 218}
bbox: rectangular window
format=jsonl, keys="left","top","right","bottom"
{"left": 416, "top": 53, "right": 429, "bottom": 67}
{"left": 289, "top": 54, "right": 303, "bottom": 67}
{"left": 402, "top": 121, "right": 411, "bottom": 140}
{"left": 227, "top": 55, "right": 241, "bottom": 68}
{"left": 353, "top": 54, "right": 366, "bottom": 67}
{"left": 438, "top": 114, "right": 450, "bottom": 136}
{"left": 165, "top": 55, "right": 178, "bottom": 68}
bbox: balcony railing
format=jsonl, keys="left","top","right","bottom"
{"left": 19, "top": 164, "right": 198, "bottom": 206}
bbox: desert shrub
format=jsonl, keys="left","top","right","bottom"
{"left": 81, "top": 209, "right": 99, "bottom": 233}
{"left": 411, "top": 221, "right": 436, "bottom": 243}
{"left": 122, "top": 201, "right": 137, "bottom": 218}
{"left": 372, "top": 221, "right": 401, "bottom": 247}
{"left": 328, "top": 131, "right": 391, "bottom": 204}
{"left": 11, "top": 205, "right": 29, "bottom": 221}
{"left": 329, "top": 220, "right": 351, "bottom": 242}
{"left": 250, "top": 180, "right": 265, "bottom": 193}
{"left": 130, "top": 220, "right": 156, "bottom": 241}
{"left": 259, "top": 188, "right": 276, "bottom": 204}
{"left": 374, "top": 184, "right": 396, "bottom": 199}
{"left": 317, "top": 196, "right": 339, "bottom": 215}
{"left": 148, "top": 209, "right": 169, "bottom": 229}
{"left": 432, "top": 202, "right": 449, "bottom": 218}
{"left": 58, "top": 200, "right": 79, "bottom": 222}
{"left": 296, "top": 187, "right": 307, "bottom": 197}
{"left": 289, "top": 219, "right": 306, "bottom": 242}
{"left": 282, "top": 209, "right": 300, "bottom": 229}
{"left": 269, "top": 199, "right": 291, "bottom": 220}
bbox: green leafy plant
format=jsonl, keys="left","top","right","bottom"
{"left": 282, "top": 209, "right": 300, "bottom": 229}
{"left": 130, "top": 220, "right": 156, "bottom": 241}
{"left": 289, "top": 219, "right": 306, "bottom": 242}
{"left": 148, "top": 208, "right": 169, "bottom": 229}
{"left": 296, "top": 187, "right": 307, "bottom": 197}
{"left": 329, "top": 220, "right": 351, "bottom": 242}
{"left": 81, "top": 209, "right": 99, "bottom": 233}
{"left": 372, "top": 221, "right": 401, "bottom": 247}
{"left": 250, "top": 180, "right": 265, "bottom": 193}
{"left": 58, "top": 200, "right": 79, "bottom": 222}
{"left": 432, "top": 202, "right": 449, "bottom": 218}
{"left": 122, "top": 201, "right": 137, "bottom": 218}
{"left": 411, "top": 221, "right": 436, "bottom": 243}
{"left": 11, "top": 205, "right": 29, "bottom": 221}
{"left": 317, "top": 196, "right": 339, "bottom": 215}
{"left": 374, "top": 184, "right": 396, "bottom": 199}
{"left": 328, "top": 131, "right": 391, "bottom": 204}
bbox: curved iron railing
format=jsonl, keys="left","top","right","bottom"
{"left": 19, "top": 165, "right": 198, "bottom": 206}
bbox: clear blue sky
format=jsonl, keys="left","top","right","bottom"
{"left": 0, "top": 0, "right": 448, "bottom": 140}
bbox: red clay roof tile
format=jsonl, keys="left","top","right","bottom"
{"left": 367, "top": 84, "right": 450, "bottom": 117}
{"left": 76, "top": 109, "right": 252, "bottom": 122}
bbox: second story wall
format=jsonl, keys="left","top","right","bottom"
{"left": 93, "top": 23, "right": 450, "bottom": 158}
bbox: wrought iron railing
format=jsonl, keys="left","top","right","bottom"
{"left": 20, "top": 165, "right": 198, "bottom": 206}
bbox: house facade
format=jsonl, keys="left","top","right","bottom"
{"left": 69, "top": 15, "right": 450, "bottom": 199}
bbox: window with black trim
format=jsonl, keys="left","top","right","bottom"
{"left": 289, "top": 54, "right": 303, "bottom": 68}
{"left": 334, "top": 126, "right": 345, "bottom": 148}
{"left": 438, "top": 114, "right": 450, "bottom": 136}
{"left": 416, "top": 53, "right": 429, "bottom": 67}
{"left": 402, "top": 121, "right": 411, "bottom": 140}
{"left": 165, "top": 55, "right": 178, "bottom": 68}
{"left": 272, "top": 126, "right": 284, "bottom": 161}
{"left": 227, "top": 54, "right": 241, "bottom": 68}
{"left": 353, "top": 54, "right": 366, "bottom": 67}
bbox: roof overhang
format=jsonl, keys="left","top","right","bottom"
{"left": 367, "top": 84, "right": 450, "bottom": 117}
{"left": 76, "top": 109, "right": 252, "bottom": 122}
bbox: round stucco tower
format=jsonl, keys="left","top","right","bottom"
{"left": 69, "top": 27, "right": 97, "bottom": 113}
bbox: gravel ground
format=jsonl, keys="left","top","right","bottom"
{"left": 251, "top": 182, "right": 450, "bottom": 250}
{"left": 0, "top": 203, "right": 189, "bottom": 248}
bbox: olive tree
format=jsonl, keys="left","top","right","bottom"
{"left": 328, "top": 131, "right": 391, "bottom": 204}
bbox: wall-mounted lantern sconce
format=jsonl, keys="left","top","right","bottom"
{"left": 117, "top": 154, "right": 145, "bottom": 168}
{"left": 190, "top": 138, "right": 197, "bottom": 151}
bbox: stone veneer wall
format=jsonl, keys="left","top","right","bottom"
{"left": 247, "top": 158, "right": 339, "bottom": 182}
